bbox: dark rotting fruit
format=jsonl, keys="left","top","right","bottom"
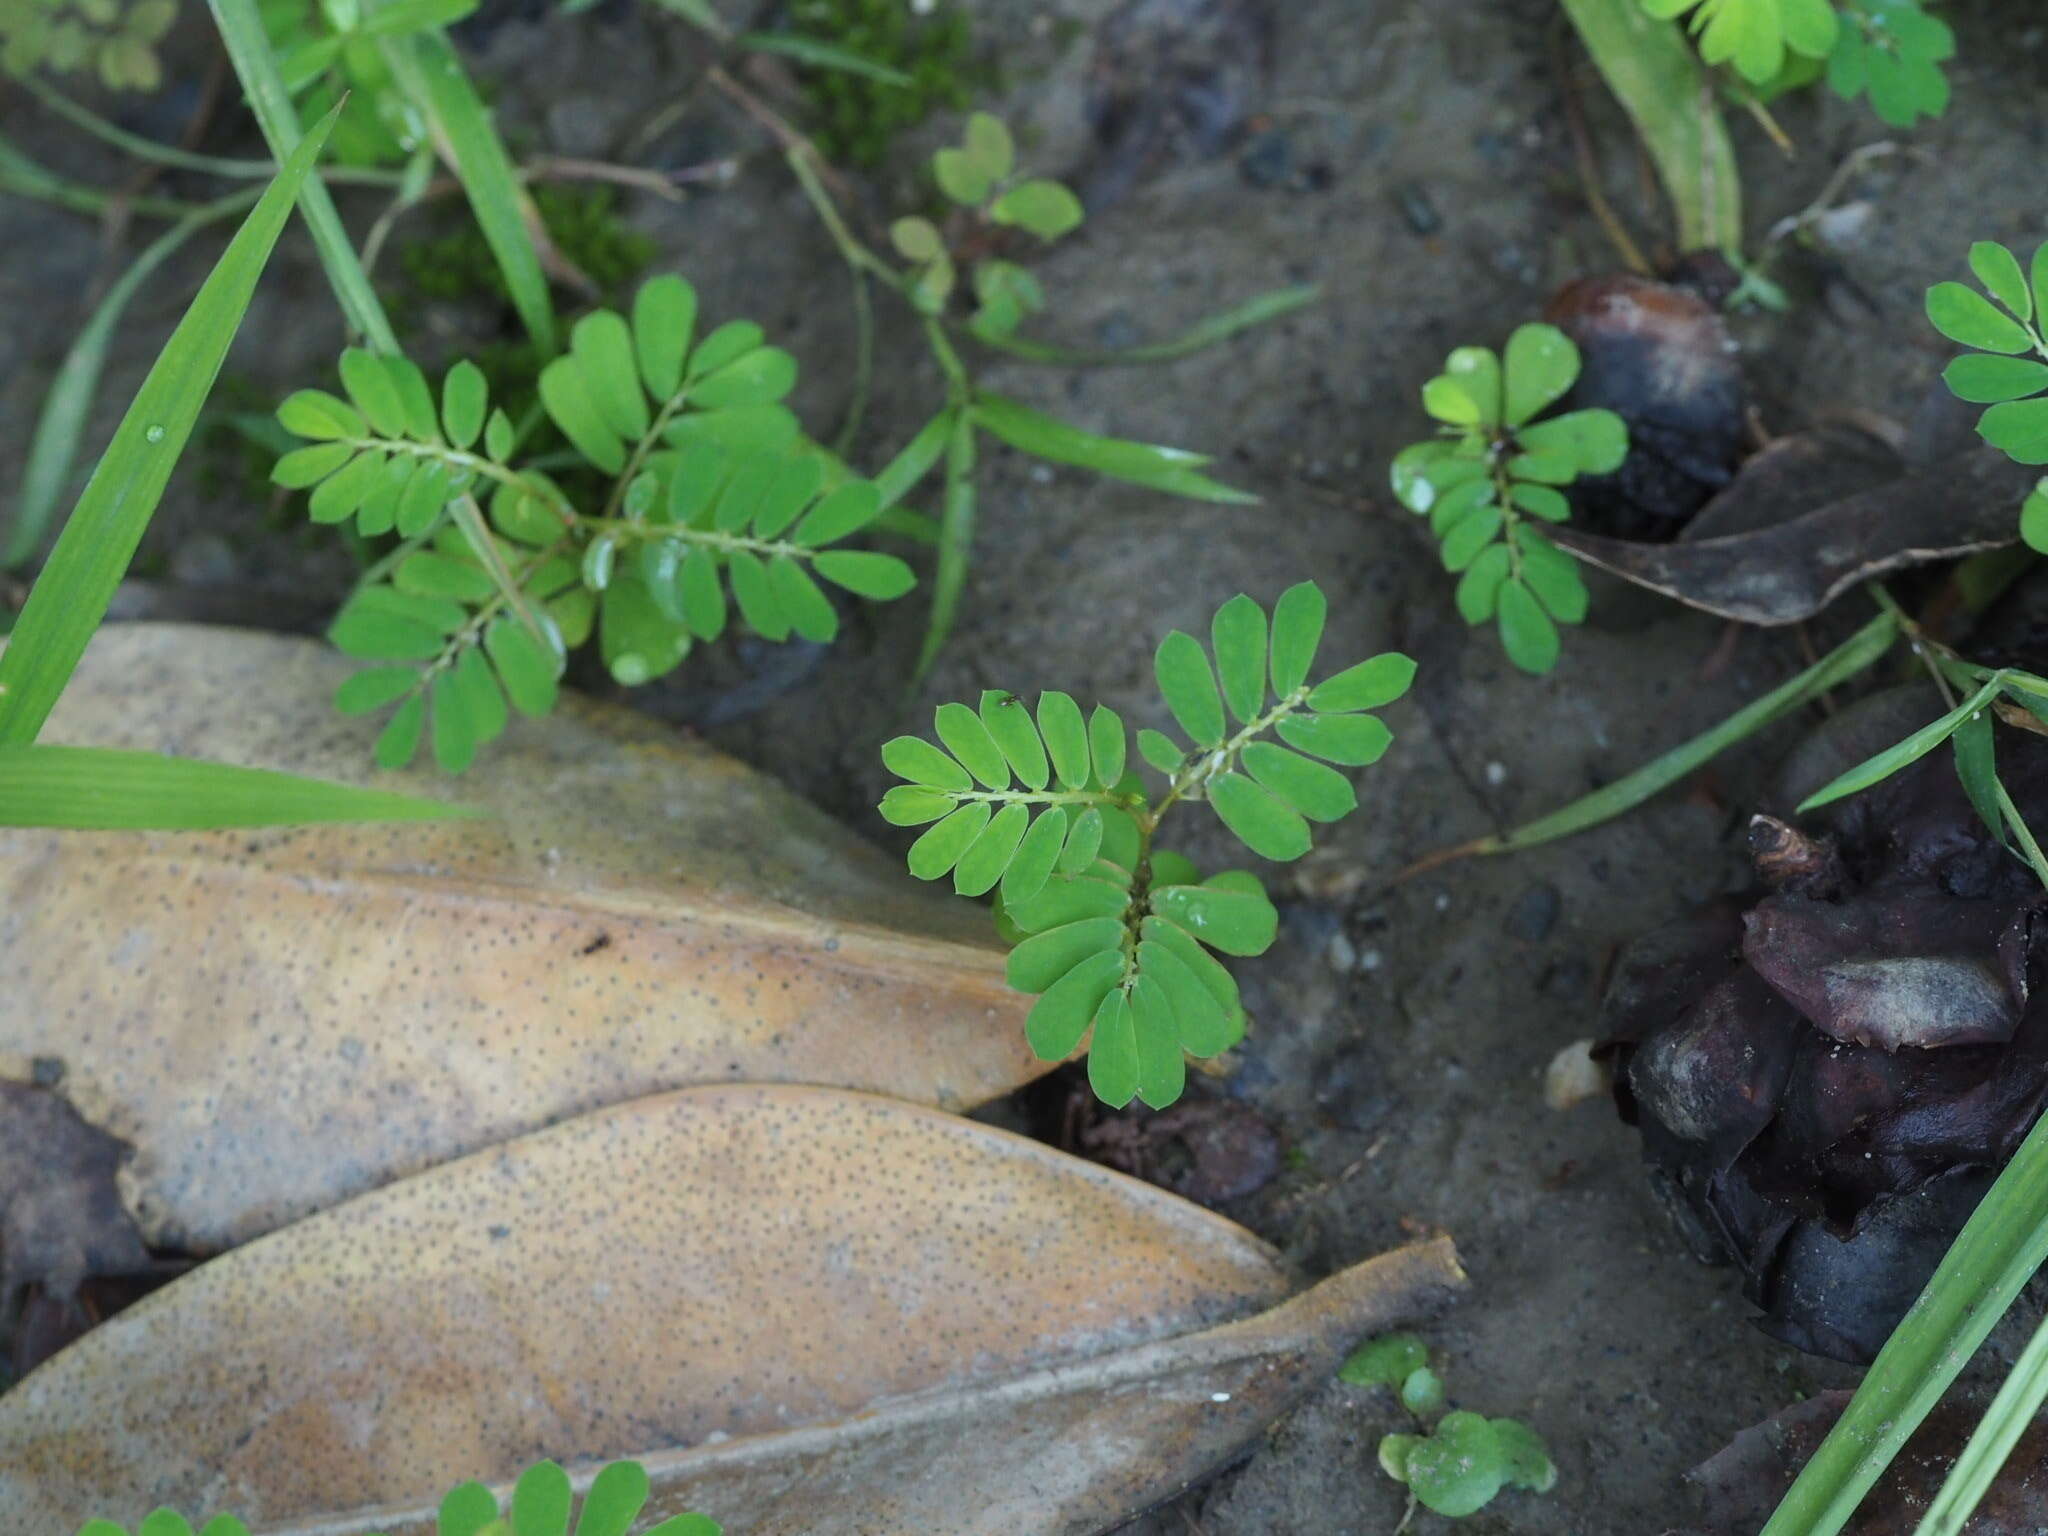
{"left": 1543, "top": 268, "right": 1747, "bottom": 537}
{"left": 1601, "top": 705, "right": 2048, "bottom": 1363}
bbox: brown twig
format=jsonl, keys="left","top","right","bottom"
{"left": 706, "top": 64, "right": 857, "bottom": 205}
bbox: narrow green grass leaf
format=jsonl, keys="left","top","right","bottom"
{"left": 1796, "top": 677, "right": 2002, "bottom": 813}
{"left": 735, "top": 30, "right": 910, "bottom": 83}
{"left": 0, "top": 111, "right": 339, "bottom": 747}
{"left": 206, "top": 0, "right": 399, "bottom": 351}
{"left": 4, "top": 200, "right": 238, "bottom": 570}
{"left": 381, "top": 31, "right": 557, "bottom": 353}
{"left": 0, "top": 746, "right": 473, "bottom": 828}
{"left": 971, "top": 285, "right": 1319, "bottom": 367}
{"left": 912, "top": 413, "right": 976, "bottom": 683}
{"left": 1558, "top": 0, "right": 1740, "bottom": 249}
{"left": 970, "top": 393, "right": 1254, "bottom": 504}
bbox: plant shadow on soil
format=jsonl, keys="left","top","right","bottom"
{"left": 6, "top": 0, "right": 2048, "bottom": 1529}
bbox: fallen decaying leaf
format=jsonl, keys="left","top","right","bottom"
{"left": 0, "top": 1085, "right": 1466, "bottom": 1533}
{"left": 1684, "top": 1391, "right": 2048, "bottom": 1535}
{"left": 0, "top": 624, "right": 1044, "bottom": 1262}
{"left": 1549, "top": 441, "right": 2038, "bottom": 626}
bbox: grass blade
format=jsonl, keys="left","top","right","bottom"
{"left": 1794, "top": 675, "right": 2003, "bottom": 814}
{"left": 972, "top": 285, "right": 1321, "bottom": 367}
{"left": 912, "top": 413, "right": 977, "bottom": 685}
{"left": 0, "top": 746, "right": 475, "bottom": 828}
{"left": 4, "top": 193, "right": 258, "bottom": 570}
{"left": 206, "top": 0, "right": 401, "bottom": 353}
{"left": 0, "top": 109, "right": 342, "bottom": 747}
{"left": 1558, "top": 0, "right": 1741, "bottom": 250}
{"left": 1761, "top": 1110, "right": 2048, "bottom": 1536}
{"left": 379, "top": 30, "right": 559, "bottom": 355}
{"left": 971, "top": 392, "right": 1257, "bottom": 505}
{"left": 1467, "top": 611, "right": 1899, "bottom": 857}
{"left": 1911, "top": 1309, "right": 2048, "bottom": 1535}
{"left": 736, "top": 31, "right": 910, "bottom": 84}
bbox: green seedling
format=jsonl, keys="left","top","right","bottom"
{"left": 74, "top": 1457, "right": 721, "bottom": 1536}
{"left": 1390, "top": 322, "right": 1626, "bottom": 675}
{"left": 1, "top": 0, "right": 175, "bottom": 88}
{"left": 882, "top": 583, "right": 1413, "bottom": 1107}
{"left": 1930, "top": 239, "right": 2048, "bottom": 496}
{"left": 1642, "top": 0, "right": 1839, "bottom": 85}
{"left": 1342, "top": 1333, "right": 1556, "bottom": 1521}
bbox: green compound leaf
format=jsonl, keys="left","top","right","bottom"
{"left": 935, "top": 700, "right": 1009, "bottom": 788}
{"left": 1971, "top": 241, "right": 2033, "bottom": 322}
{"left": 1339, "top": 1331, "right": 1429, "bottom": 1386}
{"left": 1643, "top": 0, "right": 1839, "bottom": 84}
{"left": 1155, "top": 872, "right": 1279, "bottom": 956}
{"left": 1927, "top": 280, "right": 2034, "bottom": 355}
{"left": 970, "top": 393, "right": 1254, "bottom": 504}
{"left": 1128, "top": 971, "right": 1185, "bottom": 1109}
{"left": 1979, "top": 398, "right": 2048, "bottom": 465}
{"left": 1308, "top": 652, "right": 1416, "bottom": 713}
{"left": 1001, "top": 805, "right": 1069, "bottom": 907}
{"left": 1269, "top": 580, "right": 1326, "bottom": 696}
{"left": 1942, "top": 354, "right": 2048, "bottom": 405}
{"left": 1208, "top": 770, "right": 1311, "bottom": 861}
{"left": 1036, "top": 690, "right": 1091, "bottom": 789}
{"left": 1828, "top": 0, "right": 1953, "bottom": 126}
{"left": 1137, "top": 728, "right": 1184, "bottom": 775}
{"left": 1210, "top": 593, "right": 1269, "bottom": 723}
{"left": 953, "top": 801, "right": 1030, "bottom": 896}
{"left": 979, "top": 689, "right": 1050, "bottom": 789}
{"left": 907, "top": 801, "right": 994, "bottom": 880}
{"left": 1516, "top": 407, "right": 1628, "bottom": 474}
{"left": 1024, "top": 946, "right": 1125, "bottom": 1059}
{"left": 1502, "top": 322, "right": 1580, "bottom": 426}
{"left": 1155, "top": 629, "right": 1226, "bottom": 747}
{"left": 1088, "top": 704, "right": 1127, "bottom": 787}
{"left": 1009, "top": 914, "right": 1126, "bottom": 991}
{"left": 1277, "top": 711, "right": 1392, "bottom": 766}
{"left": 1086, "top": 986, "right": 1141, "bottom": 1107}
{"left": 1241, "top": 741, "right": 1357, "bottom": 823}
{"left": 512, "top": 1459, "right": 572, "bottom": 1536}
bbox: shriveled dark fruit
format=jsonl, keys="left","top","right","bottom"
{"left": 1686, "top": 1391, "right": 2048, "bottom": 1535}
{"left": 1603, "top": 713, "right": 2048, "bottom": 1363}
{"left": 1542, "top": 269, "right": 1746, "bottom": 536}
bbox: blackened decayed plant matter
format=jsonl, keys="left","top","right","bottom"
{"left": 1542, "top": 265, "right": 1747, "bottom": 537}
{"left": 1602, "top": 703, "right": 2048, "bottom": 1363}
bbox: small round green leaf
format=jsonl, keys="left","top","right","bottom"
{"left": 1944, "top": 353, "right": 2048, "bottom": 404}
{"left": 440, "top": 359, "right": 488, "bottom": 449}
{"left": 1137, "top": 729, "right": 1184, "bottom": 775}
{"left": 1001, "top": 806, "right": 1069, "bottom": 907}
{"left": 1970, "top": 240, "right": 2033, "bottom": 321}
{"left": 990, "top": 179, "right": 1083, "bottom": 240}
{"left": 727, "top": 549, "right": 789, "bottom": 641}
{"left": 1400, "top": 1366, "right": 1447, "bottom": 1415}
{"left": 573, "top": 1459, "right": 652, "bottom": 1536}
{"left": 338, "top": 346, "right": 407, "bottom": 437}
{"left": 1060, "top": 806, "right": 1105, "bottom": 872}
{"left": 879, "top": 785, "right": 955, "bottom": 826}
{"left": 768, "top": 556, "right": 839, "bottom": 643}
{"left": 1339, "top": 1331, "right": 1429, "bottom": 1386}
{"left": 633, "top": 273, "right": 698, "bottom": 402}
{"left": 1277, "top": 710, "right": 1392, "bottom": 766}
{"left": 1405, "top": 1412, "right": 1506, "bottom": 1518}
{"left": 813, "top": 550, "right": 916, "bottom": 600}
{"left": 1502, "top": 322, "right": 1580, "bottom": 426}
{"left": 1128, "top": 972, "right": 1185, "bottom": 1109}
{"left": 273, "top": 441, "right": 355, "bottom": 489}
{"left": 1979, "top": 396, "right": 2048, "bottom": 463}
{"left": 1206, "top": 772, "right": 1310, "bottom": 861}
{"left": 277, "top": 388, "right": 364, "bottom": 441}
{"left": 1490, "top": 1418, "right": 1558, "bottom": 1494}
{"left": 512, "top": 1458, "right": 573, "bottom": 1536}
{"left": 1036, "top": 691, "right": 1091, "bottom": 789}
{"left": 484, "top": 615, "right": 561, "bottom": 718}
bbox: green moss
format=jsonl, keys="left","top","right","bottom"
{"left": 784, "top": 0, "right": 986, "bottom": 167}
{"left": 397, "top": 184, "right": 655, "bottom": 307}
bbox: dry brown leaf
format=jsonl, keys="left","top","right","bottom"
{"left": 0, "top": 1085, "right": 1465, "bottom": 1533}
{"left": 0, "top": 624, "right": 1044, "bottom": 1259}
{"left": 1549, "top": 444, "right": 2037, "bottom": 626}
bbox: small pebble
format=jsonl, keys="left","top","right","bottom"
{"left": 1327, "top": 931, "right": 1358, "bottom": 973}
{"left": 1485, "top": 760, "right": 1507, "bottom": 786}
{"left": 1238, "top": 129, "right": 1293, "bottom": 189}
{"left": 1393, "top": 180, "right": 1442, "bottom": 236}
{"left": 1544, "top": 1038, "right": 1608, "bottom": 1111}
{"left": 1505, "top": 882, "right": 1561, "bottom": 943}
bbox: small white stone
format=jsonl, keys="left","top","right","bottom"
{"left": 1327, "top": 932, "right": 1357, "bottom": 973}
{"left": 1433, "top": 893, "right": 1451, "bottom": 912}
{"left": 1360, "top": 948, "right": 1383, "bottom": 972}
{"left": 1211, "top": 1392, "right": 1232, "bottom": 1403}
{"left": 1543, "top": 1038, "right": 1607, "bottom": 1111}
{"left": 1485, "top": 761, "right": 1507, "bottom": 786}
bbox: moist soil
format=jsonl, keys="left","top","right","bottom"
{"left": 6, "top": 1, "right": 2048, "bottom": 1530}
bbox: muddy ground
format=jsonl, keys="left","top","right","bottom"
{"left": 7, "top": 0, "right": 2048, "bottom": 1530}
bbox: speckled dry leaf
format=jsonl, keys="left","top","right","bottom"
{"left": 0, "top": 624, "right": 1041, "bottom": 1258}
{"left": 0, "top": 1086, "right": 1465, "bottom": 1533}
{"left": 1550, "top": 445, "right": 2037, "bottom": 625}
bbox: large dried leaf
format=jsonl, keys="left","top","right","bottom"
{"left": 0, "top": 1086, "right": 1466, "bottom": 1532}
{"left": 0, "top": 625, "right": 1041, "bottom": 1257}
{"left": 1549, "top": 445, "right": 2037, "bottom": 625}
